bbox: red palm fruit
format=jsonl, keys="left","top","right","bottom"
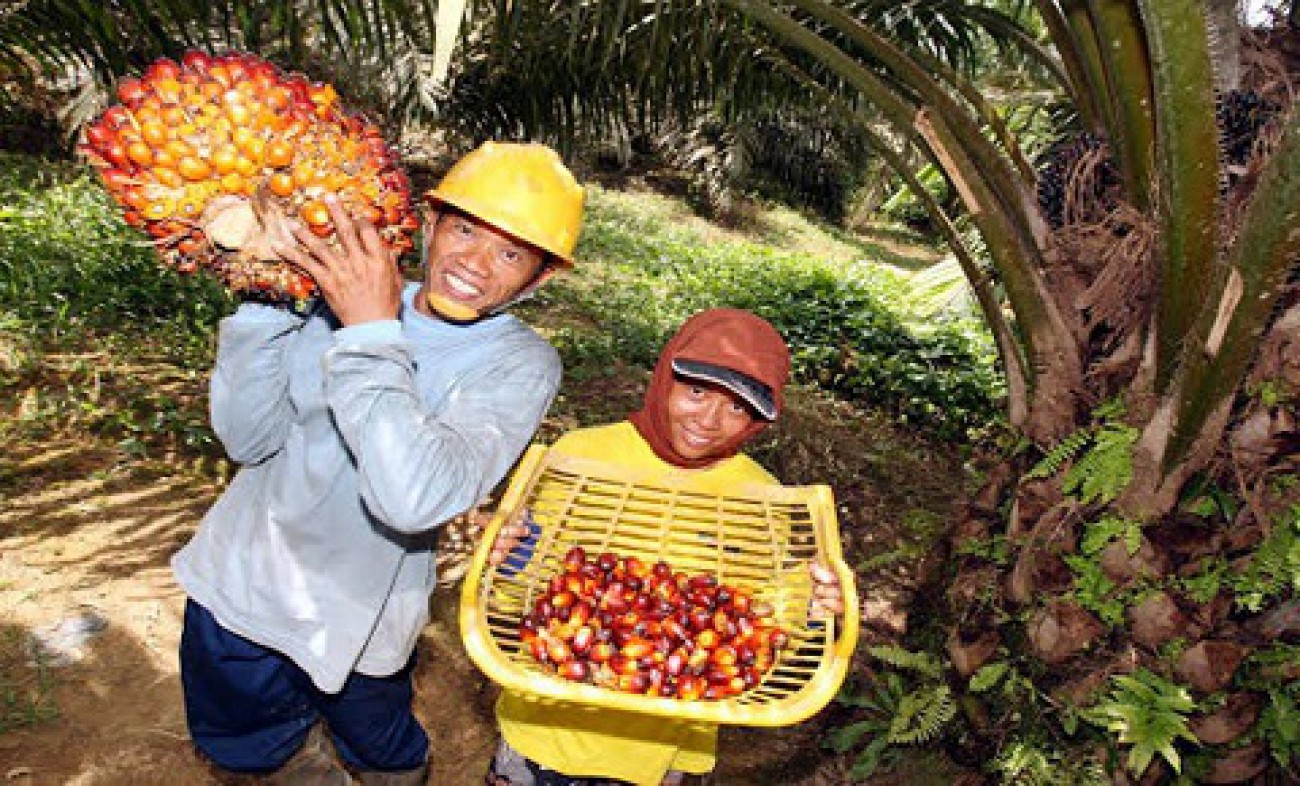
{"left": 643, "top": 665, "right": 665, "bottom": 692}
{"left": 570, "top": 625, "right": 595, "bottom": 656}
{"left": 125, "top": 141, "right": 153, "bottom": 167}
{"left": 563, "top": 546, "right": 586, "bottom": 571}
{"left": 600, "top": 583, "right": 628, "bottom": 612}
{"left": 621, "top": 637, "right": 653, "bottom": 660}
{"left": 695, "top": 629, "right": 720, "bottom": 650}
{"left": 711, "top": 646, "right": 738, "bottom": 667}
{"left": 689, "top": 574, "right": 718, "bottom": 591}
{"left": 662, "top": 618, "right": 687, "bottom": 644}
{"left": 686, "top": 647, "right": 710, "bottom": 673}
{"left": 665, "top": 650, "right": 687, "bottom": 677}
{"left": 117, "top": 77, "right": 148, "bottom": 105}
{"left": 677, "top": 676, "right": 704, "bottom": 701}
{"left": 545, "top": 638, "right": 572, "bottom": 665}
{"left": 597, "top": 552, "right": 618, "bottom": 573}
{"left": 751, "top": 601, "right": 775, "bottom": 619}
{"left": 607, "top": 654, "right": 632, "bottom": 676}
{"left": 85, "top": 124, "right": 115, "bottom": 150}
{"left": 768, "top": 630, "right": 790, "bottom": 650}
{"left": 715, "top": 585, "right": 734, "bottom": 608}
{"left": 588, "top": 642, "right": 615, "bottom": 664}
{"left": 181, "top": 50, "right": 212, "bottom": 74}
{"left": 624, "top": 557, "right": 648, "bottom": 579}
{"left": 528, "top": 637, "right": 549, "bottom": 664}
{"left": 101, "top": 106, "right": 131, "bottom": 129}
{"left": 101, "top": 169, "right": 133, "bottom": 190}
{"left": 145, "top": 58, "right": 182, "bottom": 82}
{"left": 569, "top": 600, "right": 592, "bottom": 628}
{"left": 558, "top": 661, "right": 589, "bottom": 682}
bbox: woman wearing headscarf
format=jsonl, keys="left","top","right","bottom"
{"left": 482, "top": 309, "right": 844, "bottom": 786}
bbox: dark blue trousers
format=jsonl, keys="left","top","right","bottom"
{"left": 179, "top": 599, "right": 429, "bottom": 773}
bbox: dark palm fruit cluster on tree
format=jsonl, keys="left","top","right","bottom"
{"left": 1035, "top": 131, "right": 1122, "bottom": 230}
{"left": 519, "top": 546, "right": 790, "bottom": 701}
{"left": 78, "top": 51, "right": 418, "bottom": 303}
{"left": 1216, "top": 89, "right": 1283, "bottom": 170}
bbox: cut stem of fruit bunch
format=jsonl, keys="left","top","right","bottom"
{"left": 79, "top": 50, "right": 420, "bottom": 304}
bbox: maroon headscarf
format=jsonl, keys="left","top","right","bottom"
{"left": 629, "top": 309, "right": 791, "bottom": 469}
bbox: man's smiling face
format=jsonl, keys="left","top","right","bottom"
{"left": 417, "top": 210, "right": 548, "bottom": 319}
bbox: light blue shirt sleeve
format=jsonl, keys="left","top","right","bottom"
{"left": 210, "top": 303, "right": 303, "bottom": 464}
{"left": 333, "top": 319, "right": 402, "bottom": 345}
{"left": 324, "top": 331, "right": 561, "bottom": 534}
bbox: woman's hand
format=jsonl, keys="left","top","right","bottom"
{"left": 271, "top": 194, "right": 403, "bottom": 326}
{"left": 487, "top": 510, "right": 535, "bottom": 566}
{"left": 809, "top": 559, "right": 845, "bottom": 619}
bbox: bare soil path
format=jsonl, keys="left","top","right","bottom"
{"left": 0, "top": 441, "right": 851, "bottom": 785}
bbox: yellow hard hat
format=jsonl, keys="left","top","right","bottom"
{"left": 424, "top": 142, "right": 585, "bottom": 266}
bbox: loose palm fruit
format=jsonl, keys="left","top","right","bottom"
{"left": 518, "top": 548, "right": 789, "bottom": 701}
{"left": 79, "top": 50, "right": 417, "bottom": 305}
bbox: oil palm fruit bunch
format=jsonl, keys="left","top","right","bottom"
{"left": 1035, "top": 132, "right": 1122, "bottom": 230}
{"left": 520, "top": 546, "right": 789, "bottom": 701}
{"left": 78, "top": 51, "right": 418, "bottom": 303}
{"left": 1216, "top": 89, "right": 1283, "bottom": 174}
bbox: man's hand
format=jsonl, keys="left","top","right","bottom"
{"left": 271, "top": 194, "right": 403, "bottom": 326}
{"left": 809, "top": 560, "right": 845, "bottom": 620}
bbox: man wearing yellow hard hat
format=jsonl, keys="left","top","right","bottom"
{"left": 172, "top": 142, "right": 584, "bottom": 785}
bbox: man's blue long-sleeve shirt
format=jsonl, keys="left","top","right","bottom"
{"left": 172, "top": 283, "right": 560, "bottom": 692}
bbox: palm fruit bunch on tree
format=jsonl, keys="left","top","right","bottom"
{"left": 78, "top": 51, "right": 418, "bottom": 304}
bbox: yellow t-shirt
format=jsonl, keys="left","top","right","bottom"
{"left": 495, "top": 421, "right": 777, "bottom": 785}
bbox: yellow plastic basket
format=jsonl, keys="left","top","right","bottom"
{"left": 459, "top": 445, "right": 859, "bottom": 727}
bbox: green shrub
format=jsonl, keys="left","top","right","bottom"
{"left": 0, "top": 152, "right": 231, "bottom": 341}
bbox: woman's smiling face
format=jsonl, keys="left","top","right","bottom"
{"left": 663, "top": 376, "right": 756, "bottom": 463}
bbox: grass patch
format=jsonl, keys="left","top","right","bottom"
{"left": 0, "top": 625, "right": 59, "bottom": 734}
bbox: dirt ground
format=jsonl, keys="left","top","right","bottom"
{"left": 0, "top": 438, "right": 853, "bottom": 786}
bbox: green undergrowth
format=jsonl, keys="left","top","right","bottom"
{"left": 1, "top": 150, "right": 1001, "bottom": 445}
